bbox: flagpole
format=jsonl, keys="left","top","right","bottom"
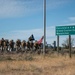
{"left": 43, "top": 0, "right": 46, "bottom": 55}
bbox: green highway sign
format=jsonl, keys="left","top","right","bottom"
{"left": 56, "top": 25, "right": 75, "bottom": 35}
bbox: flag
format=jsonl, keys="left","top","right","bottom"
{"left": 28, "top": 34, "right": 35, "bottom": 41}
{"left": 37, "top": 36, "right": 44, "bottom": 44}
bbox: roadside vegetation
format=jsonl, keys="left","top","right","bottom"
{"left": 0, "top": 53, "right": 75, "bottom": 75}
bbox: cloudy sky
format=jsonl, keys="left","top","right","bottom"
{"left": 0, "top": 0, "right": 75, "bottom": 46}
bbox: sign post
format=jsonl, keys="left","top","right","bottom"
{"left": 69, "top": 35, "right": 71, "bottom": 58}
{"left": 57, "top": 36, "right": 59, "bottom": 54}
{"left": 56, "top": 25, "right": 75, "bottom": 58}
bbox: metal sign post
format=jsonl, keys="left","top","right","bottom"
{"left": 43, "top": 0, "right": 46, "bottom": 55}
{"left": 55, "top": 25, "right": 74, "bottom": 58}
{"left": 57, "top": 36, "right": 59, "bottom": 55}
{"left": 69, "top": 35, "right": 71, "bottom": 58}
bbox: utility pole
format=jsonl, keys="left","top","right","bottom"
{"left": 43, "top": 0, "right": 46, "bottom": 55}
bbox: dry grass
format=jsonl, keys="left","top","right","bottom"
{"left": 0, "top": 53, "right": 75, "bottom": 75}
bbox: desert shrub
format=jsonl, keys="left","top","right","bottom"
{"left": 0, "top": 57, "right": 5, "bottom": 61}
{"left": 0, "top": 56, "right": 13, "bottom": 61}
{"left": 25, "top": 55, "right": 34, "bottom": 61}
{"left": 6, "top": 56, "right": 13, "bottom": 60}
